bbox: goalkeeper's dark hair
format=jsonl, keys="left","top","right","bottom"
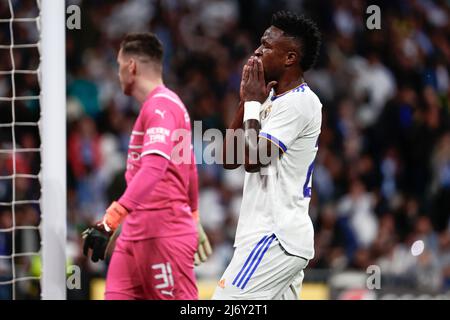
{"left": 271, "top": 11, "right": 321, "bottom": 72}
{"left": 120, "top": 32, "right": 163, "bottom": 64}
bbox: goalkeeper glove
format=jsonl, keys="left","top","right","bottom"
{"left": 82, "top": 222, "right": 112, "bottom": 263}
{"left": 193, "top": 210, "right": 213, "bottom": 266}
{"left": 82, "top": 201, "right": 128, "bottom": 263}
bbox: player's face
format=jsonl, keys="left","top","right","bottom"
{"left": 253, "top": 26, "right": 285, "bottom": 82}
{"left": 253, "top": 26, "right": 294, "bottom": 82}
{"left": 117, "top": 49, "right": 134, "bottom": 96}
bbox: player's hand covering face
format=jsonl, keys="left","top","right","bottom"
{"left": 241, "top": 56, "right": 277, "bottom": 103}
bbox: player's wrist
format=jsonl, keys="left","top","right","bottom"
{"left": 243, "top": 101, "right": 261, "bottom": 122}
{"left": 192, "top": 209, "right": 199, "bottom": 223}
{"left": 102, "top": 201, "right": 128, "bottom": 232}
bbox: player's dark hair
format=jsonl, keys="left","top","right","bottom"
{"left": 120, "top": 32, "right": 163, "bottom": 64}
{"left": 271, "top": 11, "right": 321, "bottom": 72}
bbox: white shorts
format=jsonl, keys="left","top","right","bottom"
{"left": 212, "top": 233, "right": 309, "bottom": 300}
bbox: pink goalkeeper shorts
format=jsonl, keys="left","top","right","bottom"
{"left": 104, "top": 233, "right": 198, "bottom": 300}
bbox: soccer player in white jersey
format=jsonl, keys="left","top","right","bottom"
{"left": 214, "top": 11, "right": 322, "bottom": 299}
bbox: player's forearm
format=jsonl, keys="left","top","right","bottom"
{"left": 222, "top": 101, "right": 245, "bottom": 169}
{"left": 244, "top": 118, "right": 263, "bottom": 172}
{"left": 243, "top": 102, "right": 276, "bottom": 172}
{"left": 118, "top": 154, "right": 169, "bottom": 212}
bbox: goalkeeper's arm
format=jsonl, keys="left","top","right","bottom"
{"left": 83, "top": 154, "right": 169, "bottom": 262}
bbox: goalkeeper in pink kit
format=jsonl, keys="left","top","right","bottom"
{"left": 82, "top": 33, "right": 212, "bottom": 300}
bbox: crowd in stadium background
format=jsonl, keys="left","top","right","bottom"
{"left": 0, "top": 0, "right": 449, "bottom": 299}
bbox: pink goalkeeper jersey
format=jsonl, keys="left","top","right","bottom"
{"left": 120, "top": 85, "right": 197, "bottom": 240}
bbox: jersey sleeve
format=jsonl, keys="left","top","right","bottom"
{"left": 140, "top": 99, "right": 178, "bottom": 160}
{"left": 259, "top": 95, "right": 310, "bottom": 153}
{"left": 118, "top": 154, "right": 169, "bottom": 211}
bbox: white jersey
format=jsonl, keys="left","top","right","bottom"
{"left": 235, "top": 83, "right": 322, "bottom": 259}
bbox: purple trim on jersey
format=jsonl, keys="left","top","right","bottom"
{"left": 303, "top": 137, "right": 319, "bottom": 198}
{"left": 303, "top": 161, "right": 315, "bottom": 198}
{"left": 232, "top": 235, "right": 268, "bottom": 287}
{"left": 241, "top": 234, "right": 276, "bottom": 289}
{"left": 236, "top": 235, "right": 273, "bottom": 289}
{"left": 259, "top": 132, "right": 287, "bottom": 153}
{"left": 270, "top": 83, "right": 308, "bottom": 101}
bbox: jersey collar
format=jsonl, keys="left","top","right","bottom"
{"left": 270, "top": 83, "right": 308, "bottom": 101}
{"left": 145, "top": 84, "right": 166, "bottom": 101}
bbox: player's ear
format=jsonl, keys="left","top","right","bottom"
{"left": 128, "top": 58, "right": 137, "bottom": 75}
{"left": 285, "top": 51, "right": 299, "bottom": 67}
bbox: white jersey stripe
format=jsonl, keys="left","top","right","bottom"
{"left": 140, "top": 149, "right": 171, "bottom": 160}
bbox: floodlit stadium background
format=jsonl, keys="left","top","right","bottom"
{"left": 1, "top": 0, "right": 450, "bottom": 300}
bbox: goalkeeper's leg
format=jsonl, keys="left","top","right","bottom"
{"left": 104, "top": 237, "right": 144, "bottom": 300}
{"left": 133, "top": 234, "right": 199, "bottom": 300}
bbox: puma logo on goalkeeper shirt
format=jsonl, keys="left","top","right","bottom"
{"left": 161, "top": 289, "right": 174, "bottom": 297}
{"left": 155, "top": 109, "right": 166, "bottom": 119}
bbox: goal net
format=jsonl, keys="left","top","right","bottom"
{"left": 0, "top": 0, "right": 66, "bottom": 300}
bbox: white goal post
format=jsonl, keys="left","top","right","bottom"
{"left": 40, "top": 0, "right": 67, "bottom": 300}
{"left": 0, "top": 0, "right": 67, "bottom": 300}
